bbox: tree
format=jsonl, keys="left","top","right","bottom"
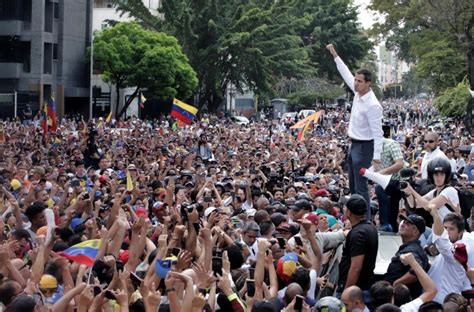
{"left": 113, "top": 0, "right": 370, "bottom": 112}
{"left": 433, "top": 78, "right": 470, "bottom": 116}
{"left": 369, "top": 0, "right": 474, "bottom": 91}
{"left": 92, "top": 22, "right": 197, "bottom": 117}
{"left": 293, "top": 0, "right": 372, "bottom": 81}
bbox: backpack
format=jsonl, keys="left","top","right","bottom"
{"left": 435, "top": 186, "right": 474, "bottom": 231}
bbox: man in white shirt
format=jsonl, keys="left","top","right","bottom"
{"left": 427, "top": 210, "right": 471, "bottom": 303}
{"left": 327, "top": 44, "right": 383, "bottom": 219}
{"left": 420, "top": 132, "right": 447, "bottom": 180}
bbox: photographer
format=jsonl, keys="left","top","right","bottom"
{"left": 401, "top": 157, "right": 460, "bottom": 226}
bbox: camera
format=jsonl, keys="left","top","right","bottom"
{"left": 398, "top": 167, "right": 417, "bottom": 190}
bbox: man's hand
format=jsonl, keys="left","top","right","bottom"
{"left": 326, "top": 44, "right": 338, "bottom": 58}
{"left": 399, "top": 252, "right": 416, "bottom": 266}
{"left": 372, "top": 159, "right": 381, "bottom": 171}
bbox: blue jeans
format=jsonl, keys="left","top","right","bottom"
{"left": 348, "top": 141, "right": 374, "bottom": 221}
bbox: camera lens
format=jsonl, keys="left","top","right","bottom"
{"left": 399, "top": 181, "right": 408, "bottom": 189}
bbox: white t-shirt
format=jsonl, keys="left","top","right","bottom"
{"left": 428, "top": 230, "right": 471, "bottom": 303}
{"left": 400, "top": 298, "right": 423, "bottom": 312}
{"left": 423, "top": 186, "right": 459, "bottom": 220}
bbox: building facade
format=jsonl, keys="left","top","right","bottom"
{"left": 0, "top": 0, "right": 92, "bottom": 120}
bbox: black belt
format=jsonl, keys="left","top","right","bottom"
{"left": 350, "top": 138, "right": 374, "bottom": 143}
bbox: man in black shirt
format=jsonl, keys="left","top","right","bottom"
{"left": 384, "top": 214, "right": 429, "bottom": 297}
{"left": 338, "top": 194, "right": 378, "bottom": 294}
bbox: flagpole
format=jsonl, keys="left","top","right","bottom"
{"left": 89, "top": 0, "right": 94, "bottom": 120}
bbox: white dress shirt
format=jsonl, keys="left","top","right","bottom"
{"left": 420, "top": 147, "right": 448, "bottom": 179}
{"left": 334, "top": 57, "right": 383, "bottom": 160}
{"left": 428, "top": 230, "right": 471, "bottom": 303}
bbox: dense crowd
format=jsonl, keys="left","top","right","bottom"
{"left": 0, "top": 98, "right": 473, "bottom": 312}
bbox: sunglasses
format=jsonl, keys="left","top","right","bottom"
{"left": 424, "top": 140, "right": 435, "bottom": 143}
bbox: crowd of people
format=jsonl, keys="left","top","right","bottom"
{"left": 0, "top": 101, "right": 470, "bottom": 312}
{"left": 0, "top": 50, "right": 473, "bottom": 312}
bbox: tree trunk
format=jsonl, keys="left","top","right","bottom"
{"left": 468, "top": 41, "right": 474, "bottom": 90}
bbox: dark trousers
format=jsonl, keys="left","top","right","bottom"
{"left": 348, "top": 140, "right": 374, "bottom": 221}
{"left": 375, "top": 184, "right": 403, "bottom": 232}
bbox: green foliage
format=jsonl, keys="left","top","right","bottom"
{"left": 113, "top": 0, "right": 370, "bottom": 111}
{"left": 369, "top": 0, "right": 474, "bottom": 92}
{"left": 93, "top": 22, "right": 197, "bottom": 107}
{"left": 433, "top": 78, "right": 470, "bottom": 116}
{"left": 287, "top": 89, "right": 343, "bottom": 110}
{"left": 414, "top": 40, "right": 466, "bottom": 95}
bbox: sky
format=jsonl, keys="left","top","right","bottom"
{"left": 353, "top": 0, "right": 382, "bottom": 30}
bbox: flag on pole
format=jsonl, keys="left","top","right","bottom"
{"left": 41, "top": 101, "right": 48, "bottom": 137}
{"left": 58, "top": 239, "right": 101, "bottom": 266}
{"left": 296, "top": 111, "right": 321, "bottom": 142}
{"left": 126, "top": 170, "right": 134, "bottom": 191}
{"left": 171, "top": 98, "right": 198, "bottom": 125}
{"left": 139, "top": 93, "right": 146, "bottom": 109}
{"left": 105, "top": 111, "right": 112, "bottom": 123}
{"left": 47, "top": 97, "right": 58, "bottom": 132}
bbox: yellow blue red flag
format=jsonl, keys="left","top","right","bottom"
{"left": 58, "top": 239, "right": 101, "bottom": 266}
{"left": 171, "top": 98, "right": 198, "bottom": 125}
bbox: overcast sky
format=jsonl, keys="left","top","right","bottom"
{"left": 353, "top": 0, "right": 382, "bottom": 29}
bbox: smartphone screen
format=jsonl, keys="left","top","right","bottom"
{"left": 294, "top": 295, "right": 304, "bottom": 311}
{"left": 130, "top": 272, "right": 143, "bottom": 288}
{"left": 246, "top": 279, "right": 256, "bottom": 297}
{"left": 277, "top": 237, "right": 286, "bottom": 249}
{"left": 294, "top": 236, "right": 303, "bottom": 246}
{"left": 105, "top": 290, "right": 116, "bottom": 300}
{"left": 249, "top": 267, "right": 255, "bottom": 279}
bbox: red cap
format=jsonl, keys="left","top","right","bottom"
{"left": 359, "top": 168, "right": 367, "bottom": 176}
{"left": 135, "top": 207, "right": 148, "bottom": 220}
{"left": 303, "top": 213, "right": 319, "bottom": 226}
{"left": 314, "top": 189, "right": 329, "bottom": 197}
{"left": 119, "top": 250, "right": 129, "bottom": 264}
{"left": 99, "top": 176, "right": 108, "bottom": 184}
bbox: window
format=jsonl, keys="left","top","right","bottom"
{"left": 44, "top": 0, "right": 53, "bottom": 32}
{"left": 94, "top": 0, "right": 114, "bottom": 8}
{"left": 21, "top": 41, "right": 30, "bottom": 72}
{"left": 43, "top": 43, "right": 52, "bottom": 74}
{"left": 53, "top": 2, "right": 59, "bottom": 19}
{"left": 53, "top": 43, "right": 58, "bottom": 60}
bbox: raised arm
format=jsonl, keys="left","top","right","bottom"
{"left": 400, "top": 253, "right": 437, "bottom": 304}
{"left": 326, "top": 44, "right": 355, "bottom": 92}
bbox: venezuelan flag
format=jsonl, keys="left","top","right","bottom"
{"left": 296, "top": 111, "right": 321, "bottom": 142}
{"left": 41, "top": 101, "right": 48, "bottom": 137}
{"left": 140, "top": 93, "right": 146, "bottom": 109}
{"left": 58, "top": 239, "right": 101, "bottom": 266}
{"left": 47, "top": 97, "right": 58, "bottom": 132}
{"left": 171, "top": 98, "right": 198, "bottom": 125}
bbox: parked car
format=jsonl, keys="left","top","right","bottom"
{"left": 281, "top": 112, "right": 298, "bottom": 122}
{"left": 298, "top": 109, "right": 316, "bottom": 119}
{"left": 230, "top": 115, "right": 250, "bottom": 125}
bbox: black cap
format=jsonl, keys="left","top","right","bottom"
{"left": 289, "top": 199, "right": 312, "bottom": 211}
{"left": 346, "top": 194, "right": 367, "bottom": 216}
{"left": 400, "top": 214, "right": 426, "bottom": 235}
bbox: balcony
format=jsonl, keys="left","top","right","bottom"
{"left": 0, "top": 21, "right": 22, "bottom": 36}
{"left": 0, "top": 63, "right": 22, "bottom": 78}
